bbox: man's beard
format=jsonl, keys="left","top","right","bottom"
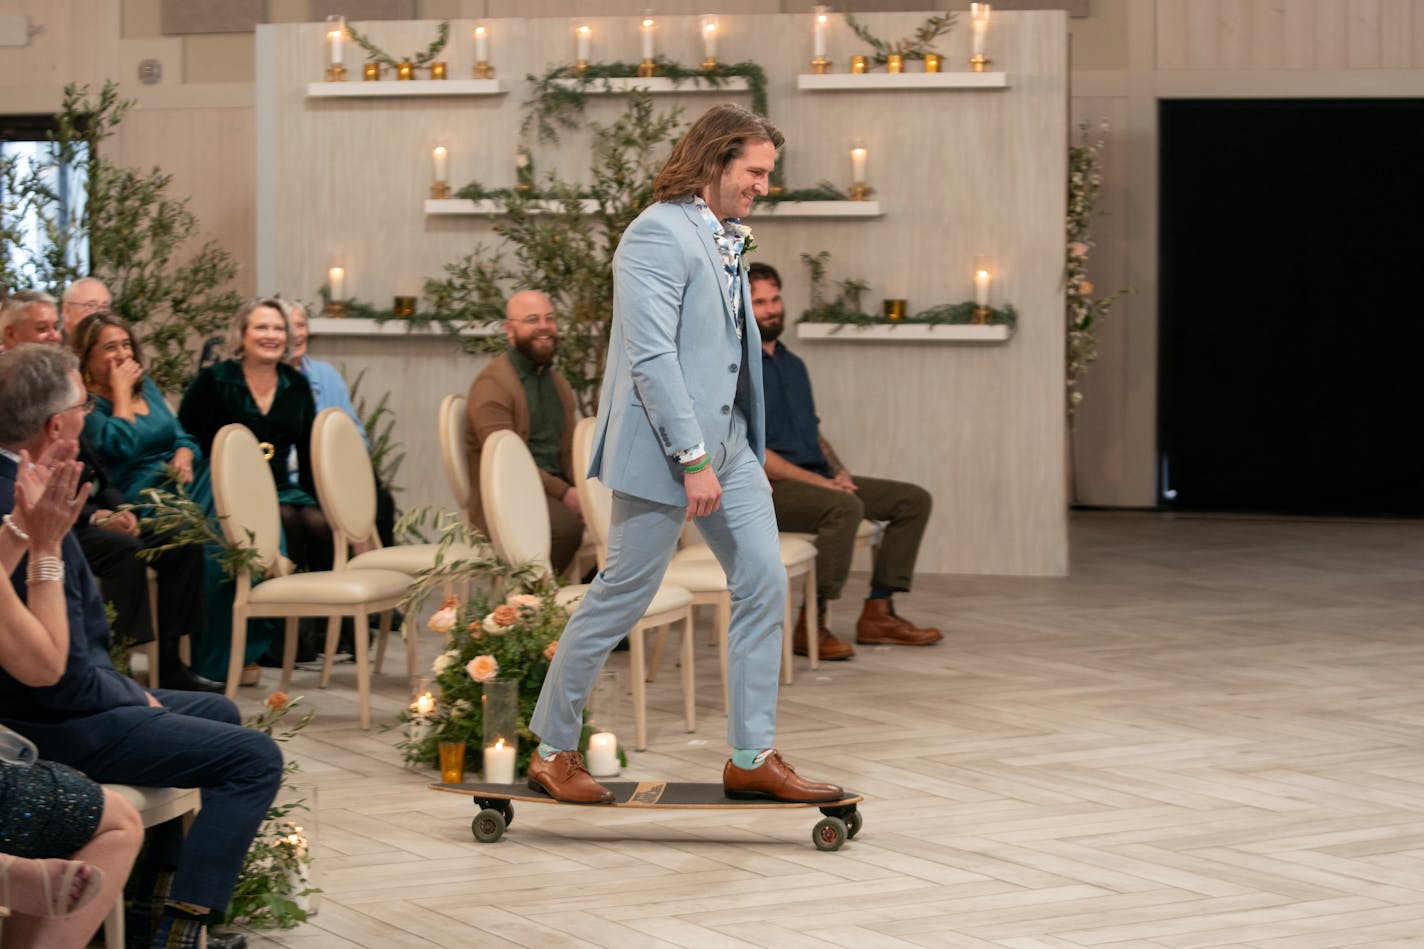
{"left": 756, "top": 315, "right": 784, "bottom": 343}
{"left": 515, "top": 335, "right": 558, "bottom": 366}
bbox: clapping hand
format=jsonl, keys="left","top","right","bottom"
{"left": 12, "top": 440, "right": 91, "bottom": 552}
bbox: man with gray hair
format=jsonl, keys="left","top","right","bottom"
{"left": 60, "top": 276, "right": 112, "bottom": 330}
{"left": 0, "top": 343, "right": 280, "bottom": 949}
{"left": 0, "top": 290, "right": 62, "bottom": 351}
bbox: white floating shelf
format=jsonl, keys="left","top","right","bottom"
{"left": 310, "top": 317, "right": 496, "bottom": 338}
{"left": 797, "top": 72, "right": 1009, "bottom": 91}
{"left": 752, "top": 201, "right": 881, "bottom": 218}
{"left": 425, "top": 198, "right": 602, "bottom": 215}
{"left": 549, "top": 76, "right": 750, "bottom": 94}
{"left": 797, "top": 323, "right": 1011, "bottom": 343}
{"left": 306, "top": 79, "right": 506, "bottom": 98}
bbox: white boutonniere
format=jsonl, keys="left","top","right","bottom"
{"left": 730, "top": 222, "right": 756, "bottom": 255}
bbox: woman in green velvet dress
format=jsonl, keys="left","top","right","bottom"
{"left": 177, "top": 299, "right": 331, "bottom": 681}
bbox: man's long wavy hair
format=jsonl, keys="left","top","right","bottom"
{"left": 653, "top": 104, "right": 784, "bottom": 204}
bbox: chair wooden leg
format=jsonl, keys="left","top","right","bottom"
{"left": 279, "top": 616, "right": 299, "bottom": 693}
{"left": 648, "top": 624, "right": 668, "bottom": 682}
{"left": 630, "top": 626, "right": 648, "bottom": 751}
{"left": 225, "top": 607, "right": 249, "bottom": 700}
{"left": 805, "top": 561, "right": 819, "bottom": 670}
{"left": 397, "top": 610, "right": 416, "bottom": 682}
{"left": 680, "top": 610, "right": 695, "bottom": 733}
{"left": 780, "top": 581, "right": 794, "bottom": 687}
{"left": 373, "top": 612, "right": 389, "bottom": 675}
{"left": 353, "top": 610, "right": 372, "bottom": 730}
{"left": 319, "top": 616, "right": 340, "bottom": 688}
{"left": 715, "top": 593, "right": 731, "bottom": 714}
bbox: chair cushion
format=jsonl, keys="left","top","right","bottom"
{"left": 662, "top": 559, "right": 729, "bottom": 592}
{"left": 103, "top": 785, "right": 202, "bottom": 827}
{"left": 348, "top": 542, "right": 488, "bottom": 575}
{"left": 673, "top": 536, "right": 815, "bottom": 567}
{"left": 248, "top": 568, "right": 411, "bottom": 606}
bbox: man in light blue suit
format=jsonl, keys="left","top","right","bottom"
{"left": 529, "top": 105, "right": 843, "bottom": 805}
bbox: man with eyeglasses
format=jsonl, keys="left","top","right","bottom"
{"left": 5, "top": 291, "right": 221, "bottom": 694}
{"left": 60, "top": 276, "right": 112, "bottom": 330}
{"left": 465, "top": 289, "right": 585, "bottom": 576}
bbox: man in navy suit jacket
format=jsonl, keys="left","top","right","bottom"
{"left": 0, "top": 344, "right": 281, "bottom": 949}
{"left": 528, "top": 105, "right": 843, "bottom": 806}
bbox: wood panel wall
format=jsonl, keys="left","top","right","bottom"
{"left": 258, "top": 12, "right": 1071, "bottom": 576}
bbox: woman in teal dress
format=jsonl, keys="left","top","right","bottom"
{"left": 177, "top": 299, "right": 330, "bottom": 681}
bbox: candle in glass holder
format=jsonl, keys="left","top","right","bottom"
{"left": 701, "top": 16, "right": 718, "bottom": 62}
{"left": 576, "top": 24, "right": 591, "bottom": 62}
{"left": 850, "top": 145, "right": 868, "bottom": 185}
{"left": 813, "top": 7, "right": 828, "bottom": 57}
{"left": 971, "top": 3, "right": 991, "bottom": 58}
{"left": 483, "top": 737, "right": 516, "bottom": 784}
{"left": 474, "top": 25, "right": 489, "bottom": 63}
{"left": 432, "top": 146, "right": 448, "bottom": 184}
{"left": 409, "top": 691, "right": 435, "bottom": 743}
{"left": 641, "top": 18, "right": 655, "bottom": 60}
{"left": 327, "top": 266, "right": 344, "bottom": 300}
{"left": 587, "top": 732, "right": 619, "bottom": 776}
{"left": 974, "top": 263, "right": 992, "bottom": 307}
{"left": 325, "top": 15, "right": 344, "bottom": 66}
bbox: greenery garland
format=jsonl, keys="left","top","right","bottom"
{"left": 1066, "top": 122, "right": 1128, "bottom": 419}
{"left": 759, "top": 181, "right": 847, "bottom": 204}
{"left": 346, "top": 20, "right": 450, "bottom": 69}
{"left": 797, "top": 250, "right": 1016, "bottom": 330}
{"left": 843, "top": 12, "right": 956, "bottom": 65}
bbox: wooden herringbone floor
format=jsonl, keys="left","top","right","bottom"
{"left": 233, "top": 512, "right": 1424, "bottom": 948}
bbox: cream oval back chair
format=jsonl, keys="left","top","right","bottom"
{"left": 482, "top": 428, "right": 696, "bottom": 750}
{"left": 211, "top": 423, "right": 410, "bottom": 728}
{"left": 312, "top": 407, "right": 483, "bottom": 677}
{"left": 438, "top": 393, "right": 471, "bottom": 511}
{"left": 573, "top": 418, "right": 733, "bottom": 713}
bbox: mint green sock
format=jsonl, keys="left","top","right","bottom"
{"left": 537, "top": 742, "right": 563, "bottom": 761}
{"left": 731, "top": 748, "right": 771, "bottom": 769}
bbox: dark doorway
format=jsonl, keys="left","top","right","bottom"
{"left": 1158, "top": 98, "right": 1424, "bottom": 516}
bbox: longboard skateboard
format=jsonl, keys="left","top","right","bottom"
{"left": 430, "top": 780, "right": 864, "bottom": 851}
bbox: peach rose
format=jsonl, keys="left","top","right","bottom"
{"left": 466, "top": 655, "right": 499, "bottom": 683}
{"left": 544, "top": 640, "right": 558, "bottom": 660}
{"left": 428, "top": 605, "right": 458, "bottom": 635}
{"left": 506, "top": 593, "right": 541, "bottom": 613}
{"left": 492, "top": 604, "right": 519, "bottom": 627}
{"left": 265, "top": 691, "right": 289, "bottom": 710}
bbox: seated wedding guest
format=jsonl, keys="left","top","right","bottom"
{"left": 1, "top": 291, "right": 62, "bottom": 351}
{"left": 69, "top": 312, "right": 222, "bottom": 693}
{"left": 0, "top": 344, "right": 281, "bottom": 949}
{"left": 0, "top": 434, "right": 143, "bottom": 949}
{"left": 282, "top": 299, "right": 395, "bottom": 546}
{"left": 6, "top": 298, "right": 219, "bottom": 693}
{"left": 59, "top": 277, "right": 111, "bottom": 334}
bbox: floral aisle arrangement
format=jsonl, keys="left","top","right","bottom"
{"left": 398, "top": 585, "right": 572, "bottom": 777}
{"left": 1066, "top": 122, "right": 1129, "bottom": 419}
{"left": 226, "top": 692, "right": 320, "bottom": 930}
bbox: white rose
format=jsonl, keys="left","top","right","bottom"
{"left": 428, "top": 606, "right": 458, "bottom": 635}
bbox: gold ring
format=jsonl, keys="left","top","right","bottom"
{"left": 259, "top": 441, "right": 275, "bottom": 461}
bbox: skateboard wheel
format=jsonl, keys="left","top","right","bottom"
{"left": 844, "top": 809, "right": 863, "bottom": 839}
{"left": 812, "top": 816, "right": 847, "bottom": 851}
{"left": 472, "top": 808, "right": 506, "bottom": 843}
{"left": 500, "top": 801, "right": 514, "bottom": 827}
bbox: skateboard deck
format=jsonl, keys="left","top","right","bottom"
{"left": 431, "top": 780, "right": 864, "bottom": 850}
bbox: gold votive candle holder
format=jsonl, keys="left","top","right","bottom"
{"left": 972, "top": 306, "right": 991, "bottom": 325}
{"left": 362, "top": 62, "right": 379, "bottom": 80}
{"left": 637, "top": 58, "right": 656, "bottom": 78}
{"left": 324, "top": 63, "right": 347, "bottom": 82}
{"left": 924, "top": 53, "right": 941, "bottom": 73}
{"left": 430, "top": 61, "right": 447, "bottom": 80}
{"left": 887, "top": 53, "right": 904, "bottom": 74}
{"left": 438, "top": 741, "right": 466, "bottom": 784}
{"left": 848, "top": 182, "right": 873, "bottom": 201}
{"left": 429, "top": 182, "right": 451, "bottom": 199}
{"left": 393, "top": 295, "right": 417, "bottom": 319}
{"left": 883, "top": 299, "right": 907, "bottom": 321}
{"left": 810, "top": 55, "right": 831, "bottom": 74}
{"left": 970, "top": 53, "right": 991, "bottom": 73}
{"left": 851, "top": 55, "right": 867, "bottom": 74}
{"left": 397, "top": 61, "right": 414, "bottom": 80}
{"left": 472, "top": 61, "right": 494, "bottom": 79}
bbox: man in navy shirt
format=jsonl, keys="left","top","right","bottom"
{"left": 750, "top": 262, "right": 942, "bottom": 660}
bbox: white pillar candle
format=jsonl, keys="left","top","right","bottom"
{"left": 432, "top": 146, "right": 448, "bottom": 183}
{"left": 328, "top": 266, "right": 344, "bottom": 300}
{"left": 971, "top": 3, "right": 991, "bottom": 57}
{"left": 325, "top": 16, "right": 344, "bottom": 66}
{"left": 576, "top": 24, "right": 591, "bottom": 61}
{"left": 587, "top": 732, "right": 619, "bottom": 776}
{"left": 641, "top": 18, "right": 655, "bottom": 60}
{"left": 813, "top": 11, "right": 828, "bottom": 57}
{"left": 474, "top": 25, "right": 488, "bottom": 63}
{"left": 850, "top": 146, "right": 867, "bottom": 184}
{"left": 702, "top": 17, "right": 718, "bottom": 60}
{"left": 974, "top": 267, "right": 991, "bottom": 307}
{"left": 483, "top": 738, "right": 516, "bottom": 784}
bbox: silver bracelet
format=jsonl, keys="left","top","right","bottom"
{"left": 26, "top": 555, "right": 63, "bottom": 584}
{"left": 2, "top": 513, "right": 30, "bottom": 544}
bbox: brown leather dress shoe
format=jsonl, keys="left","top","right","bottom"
{"left": 792, "top": 605, "right": 855, "bottom": 661}
{"left": 855, "top": 598, "right": 942, "bottom": 645}
{"left": 527, "top": 751, "right": 615, "bottom": 804}
{"left": 723, "top": 750, "right": 845, "bottom": 803}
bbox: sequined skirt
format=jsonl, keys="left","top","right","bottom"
{"left": 0, "top": 759, "right": 104, "bottom": 858}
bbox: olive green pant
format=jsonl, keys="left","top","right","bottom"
{"left": 769, "top": 474, "right": 932, "bottom": 602}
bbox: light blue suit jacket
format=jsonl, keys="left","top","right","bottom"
{"left": 588, "top": 199, "right": 766, "bottom": 508}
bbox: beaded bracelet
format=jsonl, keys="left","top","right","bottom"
{"left": 682, "top": 456, "right": 711, "bottom": 475}
{"left": 26, "top": 555, "right": 63, "bottom": 584}
{"left": 2, "top": 513, "right": 30, "bottom": 544}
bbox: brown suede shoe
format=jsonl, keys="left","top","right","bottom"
{"left": 856, "top": 598, "right": 942, "bottom": 645}
{"left": 724, "top": 751, "right": 845, "bottom": 802}
{"left": 527, "top": 751, "right": 615, "bottom": 804}
{"left": 792, "top": 605, "right": 855, "bottom": 661}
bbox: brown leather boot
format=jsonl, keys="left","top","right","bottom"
{"left": 792, "top": 604, "right": 854, "bottom": 660}
{"left": 856, "top": 598, "right": 942, "bottom": 645}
